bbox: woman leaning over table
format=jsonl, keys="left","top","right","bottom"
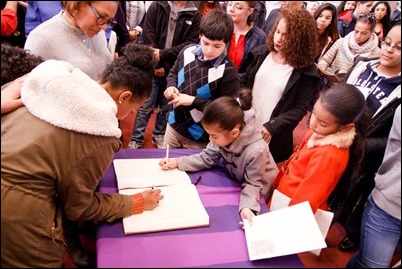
{"left": 240, "top": 7, "right": 321, "bottom": 164}
{"left": 1, "top": 44, "right": 163, "bottom": 268}
{"left": 24, "top": 1, "right": 119, "bottom": 80}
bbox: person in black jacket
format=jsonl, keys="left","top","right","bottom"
{"left": 240, "top": 7, "right": 321, "bottom": 164}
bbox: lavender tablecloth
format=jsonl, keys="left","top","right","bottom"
{"left": 96, "top": 149, "right": 304, "bottom": 268}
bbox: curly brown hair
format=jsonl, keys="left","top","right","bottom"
{"left": 267, "top": 8, "right": 318, "bottom": 69}
{"left": 1, "top": 43, "right": 44, "bottom": 86}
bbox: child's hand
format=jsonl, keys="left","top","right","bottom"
{"left": 158, "top": 157, "right": 178, "bottom": 170}
{"left": 168, "top": 93, "right": 195, "bottom": 108}
{"left": 164, "top": 86, "right": 179, "bottom": 99}
{"left": 239, "top": 208, "right": 256, "bottom": 228}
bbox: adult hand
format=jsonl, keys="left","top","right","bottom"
{"left": 142, "top": 189, "right": 164, "bottom": 210}
{"left": 154, "top": 67, "right": 165, "bottom": 77}
{"left": 1, "top": 77, "right": 24, "bottom": 114}
{"left": 260, "top": 126, "right": 272, "bottom": 143}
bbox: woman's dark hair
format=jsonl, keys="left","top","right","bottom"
{"left": 356, "top": 12, "right": 377, "bottom": 32}
{"left": 1, "top": 43, "right": 44, "bottom": 86}
{"left": 323, "top": 83, "right": 370, "bottom": 213}
{"left": 98, "top": 43, "right": 155, "bottom": 101}
{"left": 245, "top": 1, "right": 257, "bottom": 25}
{"left": 202, "top": 88, "right": 252, "bottom": 131}
{"left": 314, "top": 3, "right": 340, "bottom": 56}
{"left": 336, "top": 1, "right": 356, "bottom": 15}
{"left": 371, "top": 1, "right": 392, "bottom": 39}
{"left": 267, "top": 8, "right": 318, "bottom": 69}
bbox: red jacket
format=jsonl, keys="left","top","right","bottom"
{"left": 269, "top": 128, "right": 355, "bottom": 213}
{"left": 1, "top": 8, "right": 17, "bottom": 36}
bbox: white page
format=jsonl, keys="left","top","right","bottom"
{"left": 270, "top": 189, "right": 334, "bottom": 256}
{"left": 119, "top": 184, "right": 209, "bottom": 234}
{"left": 244, "top": 201, "right": 327, "bottom": 261}
{"left": 113, "top": 159, "right": 191, "bottom": 189}
{"left": 310, "top": 209, "right": 334, "bottom": 256}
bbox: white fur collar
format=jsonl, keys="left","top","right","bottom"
{"left": 307, "top": 127, "right": 356, "bottom": 149}
{"left": 21, "top": 60, "right": 121, "bottom": 138}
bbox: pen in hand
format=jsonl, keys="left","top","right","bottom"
{"left": 165, "top": 144, "right": 169, "bottom": 163}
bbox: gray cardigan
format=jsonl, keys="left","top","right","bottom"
{"left": 175, "top": 109, "right": 278, "bottom": 214}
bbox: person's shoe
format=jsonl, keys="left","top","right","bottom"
{"left": 338, "top": 236, "right": 358, "bottom": 252}
{"left": 152, "top": 134, "right": 165, "bottom": 149}
{"left": 128, "top": 140, "right": 142, "bottom": 149}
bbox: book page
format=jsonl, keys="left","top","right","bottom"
{"left": 244, "top": 201, "right": 327, "bottom": 261}
{"left": 269, "top": 189, "right": 333, "bottom": 256}
{"left": 119, "top": 184, "right": 209, "bottom": 234}
{"left": 113, "top": 159, "right": 191, "bottom": 189}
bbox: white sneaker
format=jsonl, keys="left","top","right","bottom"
{"left": 128, "top": 141, "right": 142, "bottom": 149}
{"left": 152, "top": 135, "right": 165, "bottom": 149}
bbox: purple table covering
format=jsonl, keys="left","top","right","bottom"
{"left": 97, "top": 149, "right": 304, "bottom": 268}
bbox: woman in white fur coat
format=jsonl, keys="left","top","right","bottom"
{"left": 1, "top": 43, "right": 163, "bottom": 268}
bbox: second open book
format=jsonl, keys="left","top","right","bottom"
{"left": 113, "top": 159, "right": 209, "bottom": 235}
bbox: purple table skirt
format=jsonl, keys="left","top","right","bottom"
{"left": 97, "top": 149, "right": 304, "bottom": 268}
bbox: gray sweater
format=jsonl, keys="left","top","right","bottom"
{"left": 175, "top": 109, "right": 278, "bottom": 214}
{"left": 24, "top": 11, "right": 113, "bottom": 80}
{"left": 371, "top": 105, "right": 401, "bottom": 220}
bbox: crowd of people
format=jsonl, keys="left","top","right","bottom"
{"left": 1, "top": 1, "right": 401, "bottom": 268}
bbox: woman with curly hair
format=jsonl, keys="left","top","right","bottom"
{"left": 313, "top": 3, "right": 340, "bottom": 61}
{"left": 240, "top": 7, "right": 321, "bottom": 164}
{"left": 1, "top": 43, "right": 43, "bottom": 86}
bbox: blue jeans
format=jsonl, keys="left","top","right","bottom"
{"left": 131, "top": 76, "right": 168, "bottom": 144}
{"left": 346, "top": 195, "right": 401, "bottom": 268}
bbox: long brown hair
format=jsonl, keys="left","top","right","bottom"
{"left": 267, "top": 8, "right": 318, "bottom": 69}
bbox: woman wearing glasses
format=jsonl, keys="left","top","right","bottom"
{"left": 226, "top": 1, "right": 266, "bottom": 76}
{"left": 24, "top": 1, "right": 119, "bottom": 80}
{"left": 317, "top": 12, "right": 381, "bottom": 79}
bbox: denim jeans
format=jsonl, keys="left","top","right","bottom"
{"left": 131, "top": 75, "right": 169, "bottom": 144}
{"left": 346, "top": 195, "right": 401, "bottom": 268}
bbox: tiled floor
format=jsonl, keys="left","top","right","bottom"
{"left": 64, "top": 111, "right": 400, "bottom": 268}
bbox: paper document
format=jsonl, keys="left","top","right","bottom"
{"left": 244, "top": 201, "right": 327, "bottom": 261}
{"left": 113, "top": 158, "right": 191, "bottom": 189}
{"left": 120, "top": 184, "right": 209, "bottom": 234}
{"left": 270, "top": 189, "right": 334, "bottom": 256}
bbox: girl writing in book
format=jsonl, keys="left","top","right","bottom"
{"left": 269, "top": 83, "right": 368, "bottom": 214}
{"left": 158, "top": 88, "right": 278, "bottom": 224}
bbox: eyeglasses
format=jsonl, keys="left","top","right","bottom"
{"left": 88, "top": 4, "right": 117, "bottom": 28}
{"left": 380, "top": 39, "right": 402, "bottom": 55}
{"left": 227, "top": 1, "right": 250, "bottom": 12}
{"left": 358, "top": 12, "right": 376, "bottom": 21}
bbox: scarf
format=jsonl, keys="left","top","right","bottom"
{"left": 342, "top": 31, "right": 379, "bottom": 62}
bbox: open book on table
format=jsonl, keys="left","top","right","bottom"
{"left": 113, "top": 158, "right": 209, "bottom": 235}
{"left": 113, "top": 158, "right": 192, "bottom": 189}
